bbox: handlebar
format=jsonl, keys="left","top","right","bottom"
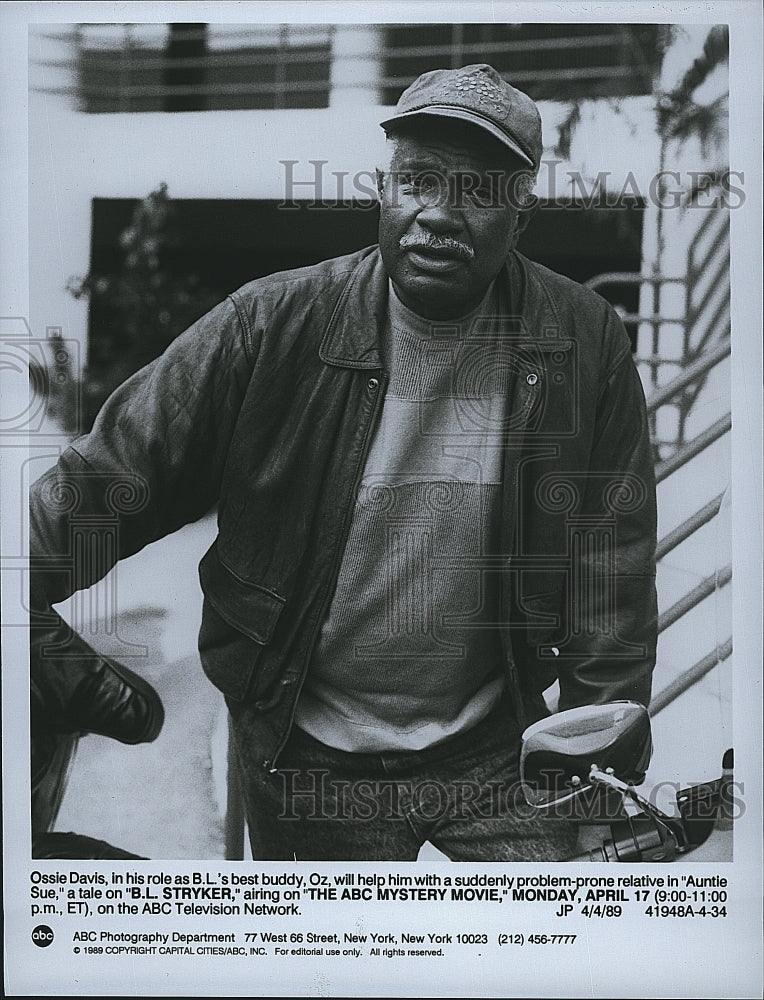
{"left": 563, "top": 749, "right": 734, "bottom": 863}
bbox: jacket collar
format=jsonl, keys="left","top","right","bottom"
{"left": 319, "top": 246, "right": 551, "bottom": 369}
{"left": 319, "top": 248, "right": 388, "bottom": 369}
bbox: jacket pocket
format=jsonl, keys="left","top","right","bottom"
{"left": 197, "top": 545, "right": 286, "bottom": 701}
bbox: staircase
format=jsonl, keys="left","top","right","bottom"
{"left": 586, "top": 212, "right": 732, "bottom": 802}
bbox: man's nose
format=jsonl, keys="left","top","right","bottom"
{"left": 416, "top": 180, "right": 463, "bottom": 232}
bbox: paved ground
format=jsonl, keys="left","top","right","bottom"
{"left": 53, "top": 515, "right": 229, "bottom": 859}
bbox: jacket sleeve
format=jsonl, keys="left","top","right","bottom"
{"left": 29, "top": 295, "right": 254, "bottom": 703}
{"left": 555, "top": 310, "right": 658, "bottom": 712}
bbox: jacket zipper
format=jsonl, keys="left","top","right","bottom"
{"left": 498, "top": 366, "right": 539, "bottom": 732}
{"left": 268, "top": 369, "right": 389, "bottom": 771}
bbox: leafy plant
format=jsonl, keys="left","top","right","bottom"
{"left": 65, "top": 182, "right": 218, "bottom": 430}
{"left": 656, "top": 25, "right": 729, "bottom": 153}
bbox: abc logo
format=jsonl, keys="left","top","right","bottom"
{"left": 32, "top": 924, "right": 54, "bottom": 947}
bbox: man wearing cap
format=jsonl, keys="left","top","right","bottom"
{"left": 30, "top": 65, "right": 657, "bottom": 860}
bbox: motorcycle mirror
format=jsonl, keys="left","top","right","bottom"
{"left": 520, "top": 701, "right": 652, "bottom": 809}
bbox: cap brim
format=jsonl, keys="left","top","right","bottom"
{"left": 379, "top": 106, "right": 534, "bottom": 168}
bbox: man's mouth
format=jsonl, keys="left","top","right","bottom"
{"left": 399, "top": 234, "right": 474, "bottom": 261}
{"left": 399, "top": 235, "right": 474, "bottom": 272}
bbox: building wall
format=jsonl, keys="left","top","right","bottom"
{"left": 29, "top": 22, "right": 671, "bottom": 378}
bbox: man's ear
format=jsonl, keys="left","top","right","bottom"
{"left": 375, "top": 168, "right": 385, "bottom": 199}
{"left": 516, "top": 203, "right": 538, "bottom": 237}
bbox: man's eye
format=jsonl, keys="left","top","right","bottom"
{"left": 411, "top": 173, "right": 439, "bottom": 193}
{"left": 467, "top": 184, "right": 501, "bottom": 207}
{"left": 396, "top": 171, "right": 440, "bottom": 195}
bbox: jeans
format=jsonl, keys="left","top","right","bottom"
{"left": 239, "top": 699, "right": 579, "bottom": 861}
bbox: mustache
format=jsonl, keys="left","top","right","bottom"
{"left": 399, "top": 233, "right": 475, "bottom": 260}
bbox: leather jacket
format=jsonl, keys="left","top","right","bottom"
{"left": 30, "top": 246, "right": 658, "bottom": 774}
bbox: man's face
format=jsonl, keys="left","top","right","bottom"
{"left": 377, "top": 121, "right": 525, "bottom": 319}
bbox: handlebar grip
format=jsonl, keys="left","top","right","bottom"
{"left": 566, "top": 845, "right": 609, "bottom": 863}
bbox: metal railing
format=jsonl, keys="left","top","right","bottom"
{"left": 649, "top": 535, "right": 732, "bottom": 720}
{"left": 586, "top": 271, "right": 691, "bottom": 455}
{"left": 655, "top": 492, "right": 725, "bottom": 560}
{"left": 654, "top": 414, "right": 731, "bottom": 484}
{"left": 587, "top": 205, "right": 730, "bottom": 459}
{"left": 644, "top": 338, "right": 730, "bottom": 415}
{"left": 650, "top": 637, "right": 732, "bottom": 716}
{"left": 644, "top": 330, "right": 731, "bottom": 719}
{"left": 657, "top": 565, "right": 732, "bottom": 635}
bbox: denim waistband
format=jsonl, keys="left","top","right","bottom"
{"left": 288, "top": 692, "right": 521, "bottom": 772}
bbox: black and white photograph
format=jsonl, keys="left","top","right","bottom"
{"left": 2, "top": 2, "right": 762, "bottom": 996}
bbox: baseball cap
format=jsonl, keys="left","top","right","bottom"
{"left": 380, "top": 64, "right": 542, "bottom": 172}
